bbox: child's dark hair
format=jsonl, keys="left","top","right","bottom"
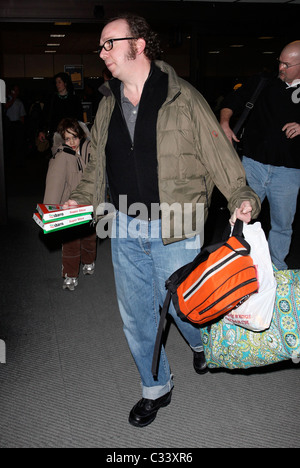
{"left": 57, "top": 118, "right": 85, "bottom": 140}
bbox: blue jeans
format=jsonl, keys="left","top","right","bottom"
{"left": 111, "top": 211, "right": 204, "bottom": 400}
{"left": 243, "top": 156, "right": 300, "bottom": 270}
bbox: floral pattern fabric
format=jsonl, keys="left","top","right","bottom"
{"left": 201, "top": 269, "right": 300, "bottom": 369}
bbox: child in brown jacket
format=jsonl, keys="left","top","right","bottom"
{"left": 43, "top": 118, "right": 97, "bottom": 290}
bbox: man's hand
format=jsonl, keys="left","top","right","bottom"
{"left": 220, "top": 108, "right": 239, "bottom": 144}
{"left": 282, "top": 122, "right": 300, "bottom": 139}
{"left": 230, "top": 200, "right": 252, "bottom": 226}
{"left": 220, "top": 122, "right": 240, "bottom": 144}
{"left": 62, "top": 199, "right": 79, "bottom": 209}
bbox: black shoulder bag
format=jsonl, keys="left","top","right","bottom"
{"left": 233, "top": 76, "right": 269, "bottom": 154}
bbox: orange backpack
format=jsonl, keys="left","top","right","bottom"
{"left": 152, "top": 219, "right": 258, "bottom": 378}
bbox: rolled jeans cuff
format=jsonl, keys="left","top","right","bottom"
{"left": 142, "top": 374, "right": 174, "bottom": 400}
{"left": 191, "top": 344, "right": 204, "bottom": 353}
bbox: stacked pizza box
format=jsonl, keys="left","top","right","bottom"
{"left": 33, "top": 203, "right": 93, "bottom": 234}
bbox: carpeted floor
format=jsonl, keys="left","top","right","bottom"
{"left": 0, "top": 156, "right": 299, "bottom": 448}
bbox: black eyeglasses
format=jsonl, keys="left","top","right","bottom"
{"left": 98, "top": 37, "right": 137, "bottom": 54}
{"left": 277, "top": 58, "right": 300, "bottom": 69}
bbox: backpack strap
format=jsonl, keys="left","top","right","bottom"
{"left": 151, "top": 289, "right": 172, "bottom": 379}
{"left": 206, "top": 219, "right": 243, "bottom": 254}
{"left": 232, "top": 218, "right": 243, "bottom": 237}
{"left": 151, "top": 220, "right": 247, "bottom": 379}
{"left": 231, "top": 218, "right": 252, "bottom": 253}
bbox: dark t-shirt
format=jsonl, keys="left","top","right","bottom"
{"left": 222, "top": 75, "right": 300, "bottom": 169}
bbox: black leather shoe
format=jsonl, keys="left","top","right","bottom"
{"left": 129, "top": 391, "right": 172, "bottom": 428}
{"left": 193, "top": 350, "right": 208, "bottom": 374}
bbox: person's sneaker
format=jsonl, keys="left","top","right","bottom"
{"left": 193, "top": 350, "right": 208, "bottom": 374}
{"left": 62, "top": 276, "right": 78, "bottom": 291}
{"left": 82, "top": 262, "right": 95, "bottom": 275}
{"left": 129, "top": 390, "right": 172, "bottom": 428}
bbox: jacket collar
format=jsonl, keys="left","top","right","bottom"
{"left": 99, "top": 60, "right": 182, "bottom": 104}
{"left": 154, "top": 60, "right": 182, "bottom": 103}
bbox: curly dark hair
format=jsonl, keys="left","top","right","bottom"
{"left": 105, "top": 13, "right": 162, "bottom": 61}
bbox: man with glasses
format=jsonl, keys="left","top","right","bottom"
{"left": 220, "top": 41, "right": 300, "bottom": 270}
{"left": 64, "top": 14, "right": 260, "bottom": 427}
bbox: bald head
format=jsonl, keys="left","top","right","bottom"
{"left": 281, "top": 41, "right": 300, "bottom": 60}
{"left": 278, "top": 40, "right": 300, "bottom": 84}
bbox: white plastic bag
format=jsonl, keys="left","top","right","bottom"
{"left": 223, "top": 222, "right": 277, "bottom": 332}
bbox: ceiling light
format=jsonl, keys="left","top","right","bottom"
{"left": 45, "top": 50, "right": 56, "bottom": 53}
{"left": 54, "top": 22, "right": 71, "bottom": 26}
{"left": 230, "top": 44, "right": 244, "bottom": 48}
{"left": 50, "top": 34, "right": 65, "bottom": 38}
{"left": 262, "top": 51, "right": 275, "bottom": 54}
{"left": 47, "top": 43, "right": 60, "bottom": 47}
{"left": 208, "top": 51, "right": 220, "bottom": 54}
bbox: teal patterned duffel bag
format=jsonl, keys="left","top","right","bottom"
{"left": 201, "top": 269, "right": 300, "bottom": 369}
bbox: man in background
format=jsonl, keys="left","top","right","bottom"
{"left": 220, "top": 41, "right": 300, "bottom": 270}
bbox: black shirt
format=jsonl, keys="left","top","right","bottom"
{"left": 222, "top": 75, "right": 300, "bottom": 169}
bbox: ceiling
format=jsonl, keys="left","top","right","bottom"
{"left": 0, "top": 1, "right": 300, "bottom": 58}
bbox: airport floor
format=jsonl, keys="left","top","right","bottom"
{"left": 0, "top": 154, "right": 299, "bottom": 448}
